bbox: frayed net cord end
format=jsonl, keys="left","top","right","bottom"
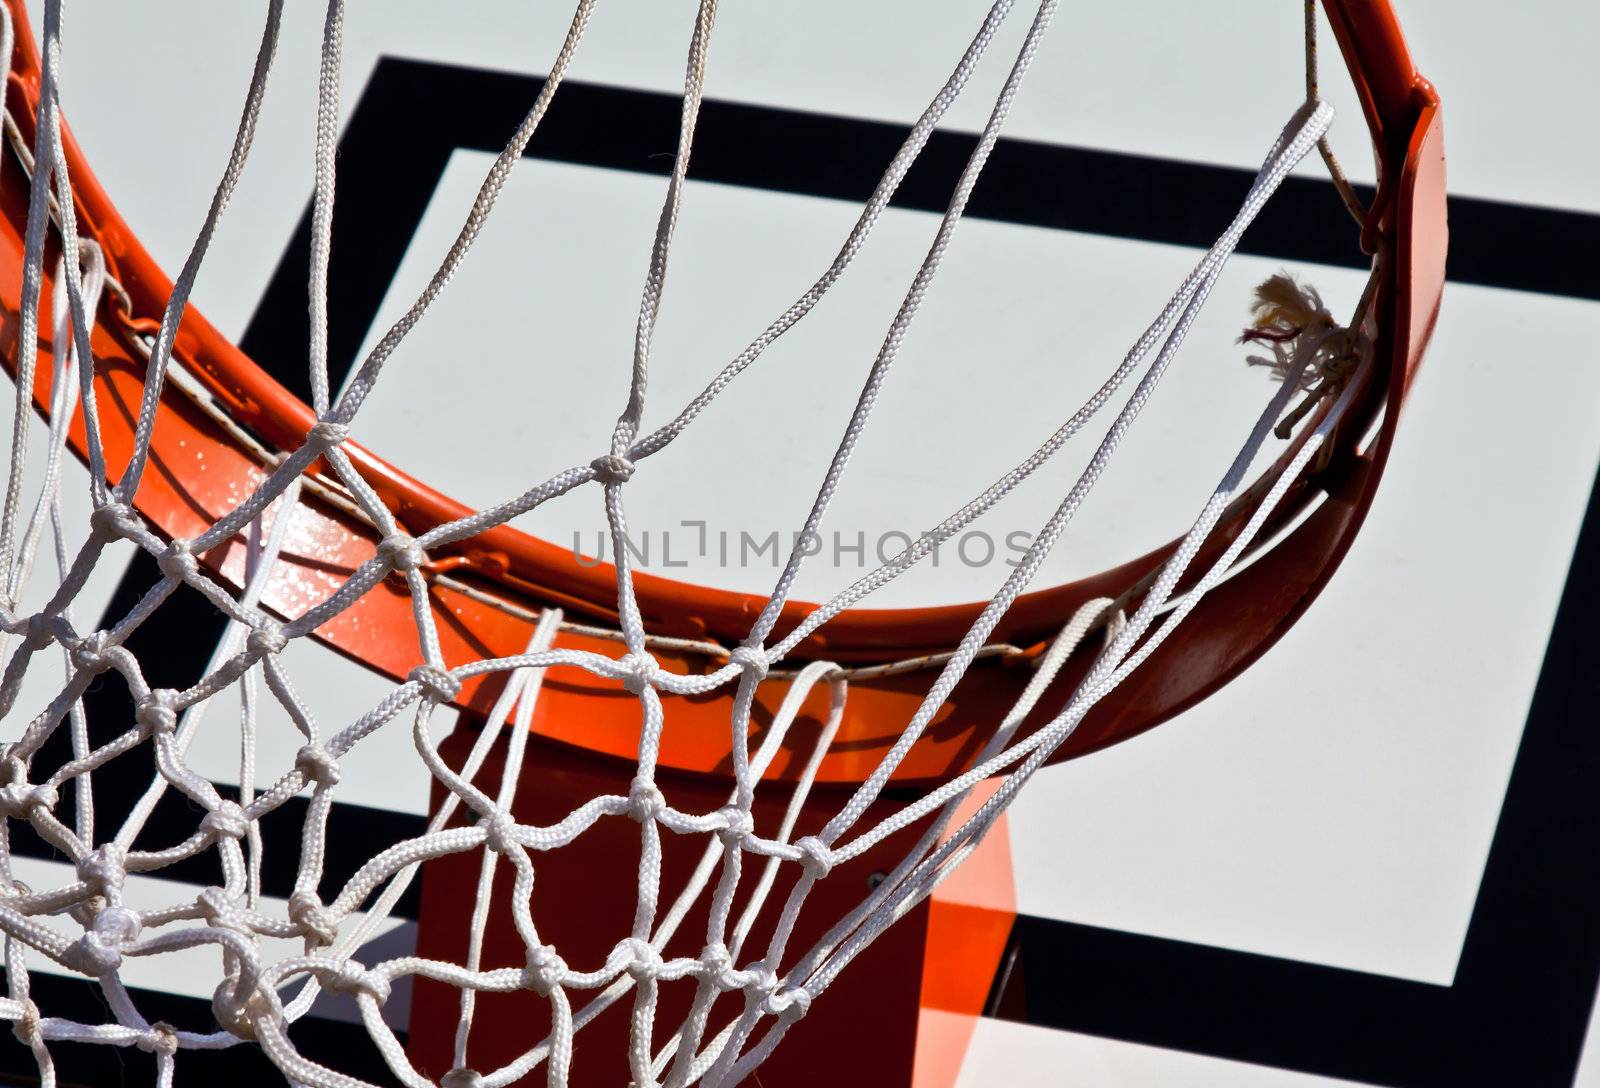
{"left": 1239, "top": 272, "right": 1369, "bottom": 438}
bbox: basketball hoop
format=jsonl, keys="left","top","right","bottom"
{"left": 0, "top": 0, "right": 1444, "bottom": 1084}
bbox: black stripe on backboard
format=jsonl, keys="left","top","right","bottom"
{"left": 0, "top": 971, "right": 395, "bottom": 1087}
{"left": 240, "top": 57, "right": 1597, "bottom": 385}
{"left": 990, "top": 458, "right": 1600, "bottom": 1087}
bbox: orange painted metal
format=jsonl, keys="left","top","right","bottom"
{"left": 0, "top": 0, "right": 1443, "bottom": 787}
{"left": 910, "top": 782, "right": 1017, "bottom": 1088}
{"left": 410, "top": 731, "right": 1017, "bottom": 1088}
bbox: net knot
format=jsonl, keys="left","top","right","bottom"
{"left": 792, "top": 835, "right": 834, "bottom": 880}
{"left": 323, "top": 958, "right": 391, "bottom": 1005}
{"left": 621, "top": 937, "right": 663, "bottom": 982}
{"left": 136, "top": 690, "right": 181, "bottom": 736}
{"left": 441, "top": 1069, "right": 486, "bottom": 1088}
{"left": 589, "top": 453, "right": 635, "bottom": 484}
{"left": 294, "top": 745, "right": 342, "bottom": 788}
{"left": 200, "top": 801, "right": 250, "bottom": 842}
{"left": 728, "top": 645, "right": 769, "bottom": 682}
{"left": 95, "top": 904, "right": 141, "bottom": 943}
{"left": 479, "top": 810, "right": 518, "bottom": 854}
{"left": 197, "top": 886, "right": 244, "bottom": 929}
{"left": 764, "top": 984, "right": 813, "bottom": 1022}
{"left": 409, "top": 664, "right": 461, "bottom": 703}
{"left": 245, "top": 623, "right": 288, "bottom": 658}
{"left": 715, "top": 805, "right": 754, "bottom": 845}
{"left": 0, "top": 782, "right": 58, "bottom": 820}
{"left": 157, "top": 537, "right": 200, "bottom": 581}
{"left": 377, "top": 533, "right": 427, "bottom": 574}
{"left": 65, "top": 906, "right": 141, "bottom": 975}
{"left": 135, "top": 1021, "right": 179, "bottom": 1056}
{"left": 615, "top": 652, "right": 658, "bottom": 695}
{"left": 522, "top": 944, "right": 568, "bottom": 997}
{"left": 71, "top": 630, "right": 115, "bottom": 674}
{"left": 211, "top": 975, "right": 268, "bottom": 1040}
{"left": 24, "top": 610, "right": 62, "bottom": 648}
{"left": 76, "top": 843, "right": 128, "bottom": 893}
{"left": 10, "top": 999, "right": 40, "bottom": 1047}
{"left": 746, "top": 962, "right": 779, "bottom": 1002}
{"left": 68, "top": 895, "right": 108, "bottom": 930}
{"left": 287, "top": 890, "right": 339, "bottom": 947}
{"left": 627, "top": 777, "right": 666, "bottom": 823}
{"left": 306, "top": 419, "right": 350, "bottom": 451}
{"left": 89, "top": 501, "right": 141, "bottom": 541}
{"left": 699, "top": 943, "right": 743, "bottom": 992}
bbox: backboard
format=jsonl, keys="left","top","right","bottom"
{"left": 2, "top": 1, "right": 1598, "bottom": 1085}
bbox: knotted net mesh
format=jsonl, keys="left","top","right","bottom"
{"left": 0, "top": 0, "right": 1371, "bottom": 1085}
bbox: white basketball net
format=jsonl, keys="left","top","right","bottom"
{"left": 0, "top": 1, "right": 1373, "bottom": 1086}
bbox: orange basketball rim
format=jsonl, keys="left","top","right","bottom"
{"left": 0, "top": 0, "right": 1445, "bottom": 787}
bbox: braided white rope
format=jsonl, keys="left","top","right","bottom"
{"left": 0, "top": 0, "right": 1360, "bottom": 1085}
